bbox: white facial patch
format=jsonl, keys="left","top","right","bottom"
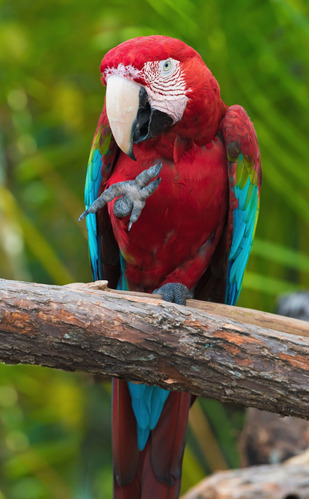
{"left": 141, "top": 58, "right": 188, "bottom": 123}
{"left": 104, "top": 63, "right": 140, "bottom": 80}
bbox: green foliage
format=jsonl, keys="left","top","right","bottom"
{"left": 1, "top": 0, "right": 309, "bottom": 497}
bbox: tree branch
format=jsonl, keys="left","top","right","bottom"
{"left": 0, "top": 278, "right": 308, "bottom": 419}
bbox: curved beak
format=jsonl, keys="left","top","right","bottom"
{"left": 105, "top": 75, "right": 174, "bottom": 161}
{"left": 105, "top": 75, "right": 140, "bottom": 160}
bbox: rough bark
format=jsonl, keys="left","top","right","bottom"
{"left": 0, "top": 278, "right": 308, "bottom": 419}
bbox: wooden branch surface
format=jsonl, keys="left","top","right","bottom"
{"left": 0, "top": 278, "right": 308, "bottom": 419}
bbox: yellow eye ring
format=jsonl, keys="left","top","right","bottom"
{"left": 163, "top": 60, "right": 172, "bottom": 72}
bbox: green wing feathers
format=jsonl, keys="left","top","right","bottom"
{"left": 221, "top": 105, "right": 262, "bottom": 305}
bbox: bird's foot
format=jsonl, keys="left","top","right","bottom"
{"left": 79, "top": 162, "right": 162, "bottom": 231}
{"left": 153, "top": 283, "right": 192, "bottom": 306}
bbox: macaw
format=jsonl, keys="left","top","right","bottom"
{"left": 80, "top": 35, "right": 262, "bottom": 499}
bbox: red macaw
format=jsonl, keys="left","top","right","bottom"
{"left": 80, "top": 35, "right": 262, "bottom": 498}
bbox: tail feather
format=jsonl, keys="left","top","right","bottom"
{"left": 112, "top": 379, "right": 139, "bottom": 488}
{"left": 150, "top": 391, "right": 191, "bottom": 485}
{"left": 113, "top": 379, "right": 191, "bottom": 498}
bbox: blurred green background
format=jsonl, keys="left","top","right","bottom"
{"left": 1, "top": 0, "right": 309, "bottom": 497}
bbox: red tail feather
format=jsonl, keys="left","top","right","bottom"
{"left": 112, "top": 379, "right": 139, "bottom": 492}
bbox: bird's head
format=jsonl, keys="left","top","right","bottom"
{"left": 100, "top": 35, "right": 226, "bottom": 159}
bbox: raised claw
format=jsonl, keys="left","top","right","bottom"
{"left": 78, "top": 181, "right": 130, "bottom": 222}
{"left": 135, "top": 162, "right": 162, "bottom": 188}
{"left": 79, "top": 162, "right": 163, "bottom": 231}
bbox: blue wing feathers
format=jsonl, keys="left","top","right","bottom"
{"left": 229, "top": 208, "right": 246, "bottom": 258}
{"left": 85, "top": 149, "right": 103, "bottom": 206}
{"left": 225, "top": 172, "right": 259, "bottom": 306}
{"left": 86, "top": 214, "right": 101, "bottom": 280}
{"left": 84, "top": 147, "right": 104, "bottom": 281}
{"left": 117, "top": 254, "right": 129, "bottom": 291}
{"left": 220, "top": 105, "right": 261, "bottom": 305}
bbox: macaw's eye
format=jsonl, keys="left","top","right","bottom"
{"left": 163, "top": 60, "right": 172, "bottom": 71}
{"left": 159, "top": 59, "right": 175, "bottom": 76}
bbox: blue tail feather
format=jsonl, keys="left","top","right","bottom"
{"left": 128, "top": 381, "right": 170, "bottom": 451}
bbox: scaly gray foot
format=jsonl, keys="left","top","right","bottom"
{"left": 153, "top": 283, "right": 192, "bottom": 306}
{"left": 79, "top": 162, "right": 162, "bottom": 231}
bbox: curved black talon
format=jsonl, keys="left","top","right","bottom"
{"left": 78, "top": 162, "right": 162, "bottom": 231}
{"left": 153, "top": 283, "right": 192, "bottom": 306}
